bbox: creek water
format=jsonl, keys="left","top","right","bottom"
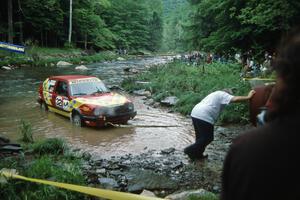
{"left": 0, "top": 56, "right": 195, "bottom": 158}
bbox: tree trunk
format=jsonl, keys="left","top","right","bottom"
{"left": 45, "top": 31, "right": 48, "bottom": 47}
{"left": 8, "top": 0, "right": 13, "bottom": 43}
{"left": 84, "top": 33, "right": 87, "bottom": 50}
{"left": 18, "top": 0, "right": 23, "bottom": 44}
{"left": 68, "top": 0, "right": 73, "bottom": 44}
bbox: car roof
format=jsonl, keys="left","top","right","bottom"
{"left": 49, "top": 75, "right": 98, "bottom": 82}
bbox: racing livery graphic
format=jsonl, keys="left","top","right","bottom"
{"left": 38, "top": 75, "right": 136, "bottom": 127}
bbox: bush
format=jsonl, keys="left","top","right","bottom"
{"left": 122, "top": 62, "right": 252, "bottom": 123}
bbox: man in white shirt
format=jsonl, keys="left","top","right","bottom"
{"left": 184, "top": 89, "right": 256, "bottom": 160}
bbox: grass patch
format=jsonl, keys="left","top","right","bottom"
{"left": 122, "top": 61, "right": 252, "bottom": 123}
{"left": 19, "top": 120, "right": 34, "bottom": 143}
{"left": 0, "top": 129, "right": 87, "bottom": 200}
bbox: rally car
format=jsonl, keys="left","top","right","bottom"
{"left": 38, "top": 75, "right": 136, "bottom": 127}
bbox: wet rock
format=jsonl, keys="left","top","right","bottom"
{"left": 126, "top": 169, "right": 178, "bottom": 191}
{"left": 96, "top": 168, "right": 106, "bottom": 175}
{"left": 1, "top": 66, "right": 12, "bottom": 70}
{"left": 75, "top": 65, "right": 88, "bottom": 70}
{"left": 133, "top": 89, "right": 151, "bottom": 97}
{"left": 160, "top": 96, "right": 179, "bottom": 106}
{"left": 140, "top": 189, "right": 157, "bottom": 197}
{"left": 99, "top": 178, "right": 119, "bottom": 189}
{"left": 161, "top": 148, "right": 175, "bottom": 154}
{"left": 57, "top": 61, "right": 72, "bottom": 67}
{"left": 0, "top": 136, "right": 10, "bottom": 144}
{"left": 165, "top": 189, "right": 216, "bottom": 200}
{"left": 82, "top": 152, "right": 92, "bottom": 160}
{"left": 145, "top": 98, "right": 155, "bottom": 105}
{"left": 117, "top": 57, "right": 125, "bottom": 61}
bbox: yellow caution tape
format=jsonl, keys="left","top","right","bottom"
{"left": 1, "top": 169, "right": 164, "bottom": 200}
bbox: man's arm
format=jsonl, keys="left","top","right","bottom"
{"left": 230, "top": 90, "right": 256, "bottom": 103}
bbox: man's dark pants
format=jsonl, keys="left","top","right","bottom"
{"left": 184, "top": 117, "right": 214, "bottom": 159}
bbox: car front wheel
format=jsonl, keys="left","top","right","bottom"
{"left": 72, "top": 113, "right": 83, "bottom": 127}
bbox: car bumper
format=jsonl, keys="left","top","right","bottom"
{"left": 81, "top": 111, "right": 137, "bottom": 127}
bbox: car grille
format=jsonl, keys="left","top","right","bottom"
{"left": 114, "top": 105, "right": 131, "bottom": 114}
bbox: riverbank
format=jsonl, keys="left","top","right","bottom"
{"left": 122, "top": 61, "right": 252, "bottom": 124}
{"left": 0, "top": 47, "right": 134, "bottom": 68}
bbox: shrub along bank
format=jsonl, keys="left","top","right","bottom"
{"left": 0, "top": 47, "right": 125, "bottom": 67}
{"left": 122, "top": 61, "right": 252, "bottom": 124}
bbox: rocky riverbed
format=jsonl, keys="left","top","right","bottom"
{"left": 81, "top": 123, "right": 253, "bottom": 198}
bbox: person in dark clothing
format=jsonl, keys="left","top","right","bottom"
{"left": 221, "top": 28, "right": 300, "bottom": 200}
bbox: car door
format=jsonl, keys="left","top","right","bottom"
{"left": 53, "top": 81, "right": 71, "bottom": 113}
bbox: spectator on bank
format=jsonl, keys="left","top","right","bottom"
{"left": 221, "top": 28, "right": 300, "bottom": 200}
{"left": 184, "top": 89, "right": 256, "bottom": 160}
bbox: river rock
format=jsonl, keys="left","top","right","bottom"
{"left": 165, "top": 189, "right": 215, "bottom": 200}
{"left": 98, "top": 178, "right": 119, "bottom": 189}
{"left": 57, "top": 61, "right": 72, "bottom": 67}
{"left": 1, "top": 66, "right": 12, "bottom": 70}
{"left": 75, "top": 65, "right": 88, "bottom": 70}
{"left": 133, "top": 89, "right": 151, "bottom": 97}
{"left": 140, "top": 189, "right": 157, "bottom": 197}
{"left": 160, "top": 96, "right": 179, "bottom": 106}
{"left": 117, "top": 57, "right": 125, "bottom": 61}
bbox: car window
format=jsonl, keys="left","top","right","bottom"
{"left": 56, "top": 81, "right": 69, "bottom": 96}
{"left": 70, "top": 80, "right": 110, "bottom": 96}
{"left": 47, "top": 79, "right": 56, "bottom": 93}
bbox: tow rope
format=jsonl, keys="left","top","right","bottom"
{"left": 106, "top": 122, "right": 181, "bottom": 128}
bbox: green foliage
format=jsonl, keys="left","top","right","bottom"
{"left": 0, "top": 0, "right": 163, "bottom": 52}
{"left": 123, "top": 62, "right": 252, "bottom": 123}
{"left": 184, "top": 0, "right": 300, "bottom": 57}
{"left": 19, "top": 120, "right": 34, "bottom": 143}
{"left": 0, "top": 139, "right": 86, "bottom": 200}
{"left": 31, "top": 138, "right": 66, "bottom": 155}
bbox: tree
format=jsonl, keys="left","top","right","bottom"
{"left": 68, "top": 0, "right": 72, "bottom": 44}
{"left": 8, "top": 0, "right": 13, "bottom": 43}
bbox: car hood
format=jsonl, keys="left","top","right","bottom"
{"left": 73, "top": 92, "right": 129, "bottom": 107}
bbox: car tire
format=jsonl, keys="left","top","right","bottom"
{"left": 72, "top": 113, "right": 83, "bottom": 127}
{"left": 40, "top": 102, "right": 48, "bottom": 111}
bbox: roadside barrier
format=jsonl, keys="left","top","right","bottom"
{"left": 0, "top": 169, "right": 164, "bottom": 200}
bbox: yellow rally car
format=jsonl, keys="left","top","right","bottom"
{"left": 38, "top": 75, "right": 136, "bottom": 127}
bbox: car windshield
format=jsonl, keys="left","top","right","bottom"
{"left": 70, "top": 80, "right": 110, "bottom": 96}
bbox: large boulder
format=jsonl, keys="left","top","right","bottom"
{"left": 160, "top": 96, "right": 179, "bottom": 106}
{"left": 1, "top": 66, "right": 12, "bottom": 70}
{"left": 75, "top": 65, "right": 88, "bottom": 71}
{"left": 57, "top": 61, "right": 72, "bottom": 67}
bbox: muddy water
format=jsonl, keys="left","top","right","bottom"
{"left": 0, "top": 56, "right": 195, "bottom": 158}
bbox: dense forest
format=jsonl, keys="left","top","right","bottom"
{"left": 163, "top": 0, "right": 300, "bottom": 58}
{"left": 1, "top": 0, "right": 300, "bottom": 57}
{"left": 0, "top": 0, "right": 163, "bottom": 52}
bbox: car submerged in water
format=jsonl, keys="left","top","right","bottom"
{"left": 38, "top": 75, "right": 136, "bottom": 127}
